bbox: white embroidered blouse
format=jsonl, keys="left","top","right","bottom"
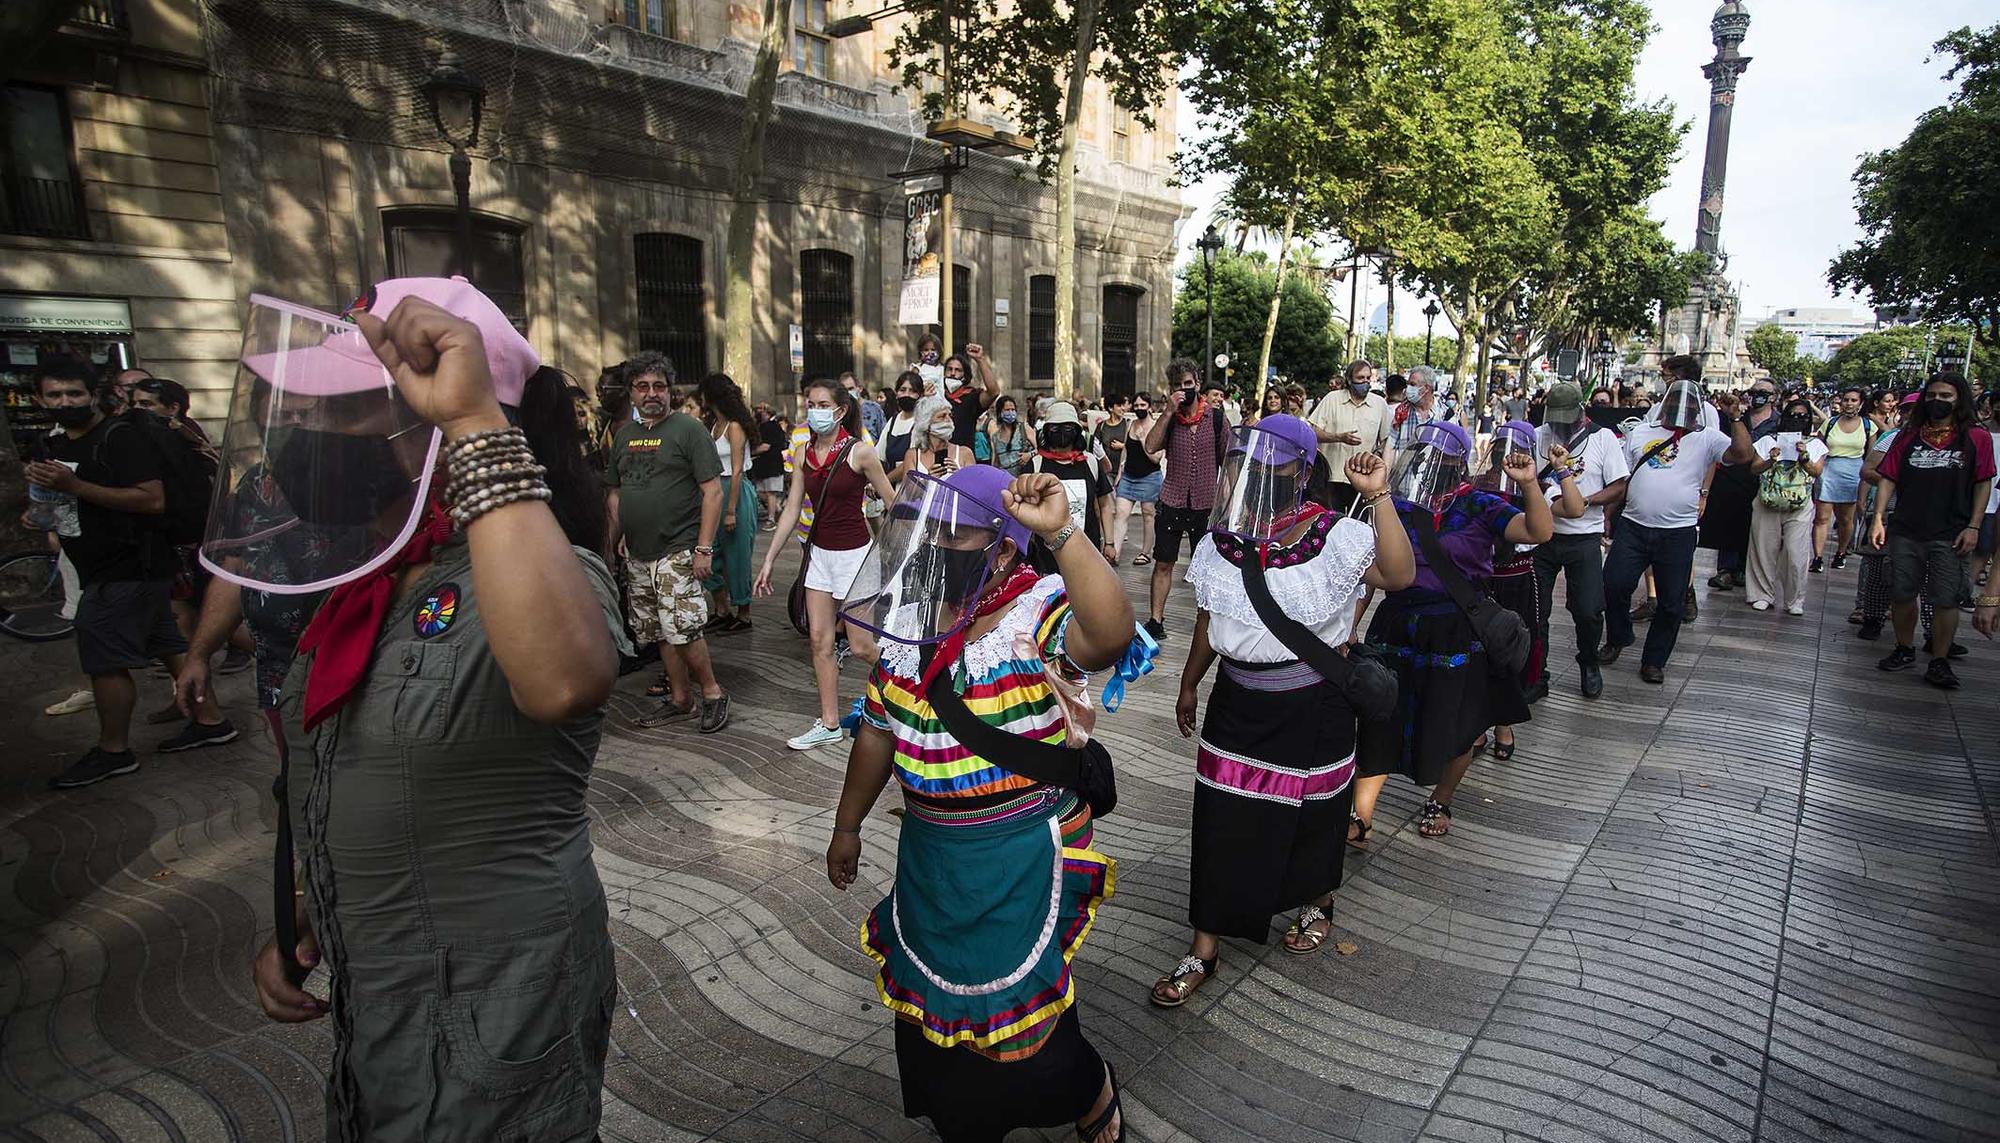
{"left": 1185, "top": 513, "right": 1376, "bottom": 663}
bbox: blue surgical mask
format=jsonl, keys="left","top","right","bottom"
{"left": 1000, "top": 411, "right": 1018, "bottom": 425}
{"left": 806, "top": 408, "right": 839, "bottom": 434}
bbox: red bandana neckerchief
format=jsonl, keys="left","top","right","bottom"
{"left": 295, "top": 495, "right": 454, "bottom": 730}
{"left": 803, "top": 429, "right": 853, "bottom": 475}
{"left": 917, "top": 562, "right": 1043, "bottom": 693}
{"left": 1038, "top": 447, "right": 1084, "bottom": 464}
{"left": 1174, "top": 394, "right": 1210, "bottom": 428}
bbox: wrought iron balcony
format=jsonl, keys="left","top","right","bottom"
{"left": 63, "top": 0, "right": 130, "bottom": 39}
{"left": 0, "top": 176, "right": 91, "bottom": 240}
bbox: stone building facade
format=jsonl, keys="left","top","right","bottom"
{"left": 4, "top": 0, "right": 1184, "bottom": 435}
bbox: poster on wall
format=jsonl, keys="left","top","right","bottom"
{"left": 899, "top": 181, "right": 942, "bottom": 326}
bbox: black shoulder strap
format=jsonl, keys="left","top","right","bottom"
{"left": 1631, "top": 430, "right": 1681, "bottom": 472}
{"left": 1240, "top": 550, "right": 1354, "bottom": 687}
{"left": 1536, "top": 422, "right": 1599, "bottom": 483}
{"left": 922, "top": 650, "right": 1084, "bottom": 789}
{"left": 1407, "top": 509, "right": 1488, "bottom": 619}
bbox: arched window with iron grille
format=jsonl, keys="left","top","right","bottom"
{"left": 634, "top": 233, "right": 707, "bottom": 376}
{"left": 1102, "top": 284, "right": 1143, "bottom": 398}
{"left": 799, "top": 248, "right": 855, "bottom": 378}
{"left": 1028, "top": 274, "right": 1056, "bottom": 382}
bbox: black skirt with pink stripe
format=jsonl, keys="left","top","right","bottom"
{"left": 1190, "top": 659, "right": 1357, "bottom": 942}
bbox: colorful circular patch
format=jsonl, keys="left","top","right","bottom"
{"left": 413, "top": 583, "right": 459, "bottom": 638}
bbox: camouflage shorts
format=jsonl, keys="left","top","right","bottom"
{"left": 626, "top": 551, "right": 709, "bottom": 646}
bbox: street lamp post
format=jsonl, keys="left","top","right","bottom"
{"left": 1595, "top": 335, "right": 1615, "bottom": 388}
{"left": 1423, "top": 299, "right": 1440, "bottom": 366}
{"left": 1196, "top": 224, "right": 1223, "bottom": 390}
{"left": 422, "top": 51, "right": 485, "bottom": 282}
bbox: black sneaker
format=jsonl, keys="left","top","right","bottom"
{"left": 1856, "top": 618, "right": 1884, "bottom": 641}
{"left": 1923, "top": 657, "right": 1961, "bottom": 690}
{"left": 158, "top": 719, "right": 240, "bottom": 753}
{"left": 50, "top": 747, "right": 139, "bottom": 789}
{"left": 1143, "top": 618, "right": 1166, "bottom": 643}
{"left": 1808, "top": 557, "right": 1824, "bottom": 574}
{"left": 1947, "top": 642, "right": 1969, "bottom": 660}
{"left": 697, "top": 693, "right": 732, "bottom": 734}
{"left": 1831, "top": 553, "right": 1848, "bottom": 570}
{"left": 1878, "top": 645, "right": 1917, "bottom": 672}
{"left": 1708, "top": 572, "right": 1736, "bottom": 590}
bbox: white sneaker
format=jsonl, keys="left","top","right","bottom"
{"left": 787, "top": 720, "right": 844, "bottom": 751}
{"left": 1786, "top": 602, "right": 1806, "bottom": 616}
{"left": 44, "top": 689, "right": 95, "bottom": 716}
{"left": 1749, "top": 600, "right": 1772, "bottom": 612}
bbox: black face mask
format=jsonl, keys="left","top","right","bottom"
{"left": 1749, "top": 392, "right": 1773, "bottom": 409}
{"left": 1043, "top": 424, "right": 1080, "bottom": 451}
{"left": 269, "top": 428, "right": 411, "bottom": 527}
{"left": 904, "top": 545, "right": 991, "bottom": 604}
{"left": 49, "top": 405, "right": 96, "bottom": 428}
{"left": 1242, "top": 475, "right": 1299, "bottom": 518}
{"left": 1779, "top": 413, "right": 1810, "bottom": 433}
{"left": 1924, "top": 397, "right": 1956, "bottom": 422}
{"left": 897, "top": 395, "right": 918, "bottom": 413}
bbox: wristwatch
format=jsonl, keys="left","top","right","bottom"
{"left": 1042, "top": 523, "right": 1077, "bottom": 553}
{"left": 694, "top": 545, "right": 716, "bottom": 555}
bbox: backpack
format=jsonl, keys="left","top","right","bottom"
{"left": 122, "top": 412, "right": 217, "bottom": 545}
{"left": 1758, "top": 460, "right": 1812, "bottom": 511}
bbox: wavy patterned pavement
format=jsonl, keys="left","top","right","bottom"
{"left": 3, "top": 535, "right": 1996, "bottom": 1142}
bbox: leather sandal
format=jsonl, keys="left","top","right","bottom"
{"left": 1283, "top": 904, "right": 1334, "bottom": 955}
{"left": 1076, "top": 1061, "right": 1125, "bottom": 1142}
{"left": 1419, "top": 798, "right": 1453, "bottom": 837}
{"left": 1150, "top": 954, "right": 1216, "bottom": 1008}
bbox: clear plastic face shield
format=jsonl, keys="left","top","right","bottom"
{"left": 1659, "top": 381, "right": 1706, "bottom": 432}
{"left": 199, "top": 295, "right": 439, "bottom": 594}
{"left": 1209, "top": 421, "right": 1313, "bottom": 542}
{"left": 1388, "top": 422, "right": 1473, "bottom": 514}
{"left": 1478, "top": 420, "right": 1539, "bottom": 498}
{"left": 837, "top": 472, "right": 1019, "bottom": 646}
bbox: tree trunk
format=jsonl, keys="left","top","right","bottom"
{"left": 1052, "top": 0, "right": 1101, "bottom": 401}
{"left": 722, "top": 0, "right": 790, "bottom": 398}
{"left": 1253, "top": 188, "right": 1300, "bottom": 407}
{"left": 1382, "top": 261, "right": 1396, "bottom": 375}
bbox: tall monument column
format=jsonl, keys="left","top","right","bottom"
{"left": 1695, "top": 2, "right": 1752, "bottom": 256}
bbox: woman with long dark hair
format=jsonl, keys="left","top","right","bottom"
{"left": 983, "top": 393, "right": 1035, "bottom": 473}
{"left": 231, "top": 281, "right": 624, "bottom": 1140}
{"left": 1868, "top": 371, "right": 1995, "bottom": 688}
{"left": 697, "top": 372, "right": 759, "bottom": 634}
{"left": 882, "top": 369, "right": 925, "bottom": 484}
{"left": 756, "top": 377, "right": 897, "bottom": 750}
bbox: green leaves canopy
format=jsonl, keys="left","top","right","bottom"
{"left": 1170, "top": 250, "right": 1343, "bottom": 390}
{"left": 1828, "top": 25, "right": 2000, "bottom": 350}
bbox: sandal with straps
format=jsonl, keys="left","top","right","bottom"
{"left": 1076, "top": 1061, "right": 1125, "bottom": 1143}
{"left": 1283, "top": 903, "right": 1335, "bottom": 955}
{"left": 645, "top": 675, "right": 671, "bottom": 698}
{"left": 1419, "top": 798, "right": 1453, "bottom": 837}
{"left": 1150, "top": 954, "right": 1216, "bottom": 1008}
{"left": 1347, "top": 812, "right": 1372, "bottom": 850}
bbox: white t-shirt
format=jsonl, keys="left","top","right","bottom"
{"left": 1620, "top": 424, "right": 1733, "bottom": 529}
{"left": 1536, "top": 423, "right": 1630, "bottom": 536}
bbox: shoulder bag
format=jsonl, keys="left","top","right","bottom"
{"left": 1407, "top": 510, "right": 1532, "bottom": 678}
{"left": 1239, "top": 553, "right": 1398, "bottom": 721}
{"left": 788, "top": 440, "right": 854, "bottom": 635}
{"left": 922, "top": 648, "right": 1117, "bottom": 819}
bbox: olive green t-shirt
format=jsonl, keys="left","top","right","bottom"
{"left": 607, "top": 413, "right": 723, "bottom": 560}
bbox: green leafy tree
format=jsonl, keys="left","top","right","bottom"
{"left": 1745, "top": 322, "right": 1801, "bottom": 381}
{"left": 1171, "top": 251, "right": 1343, "bottom": 391}
{"left": 1829, "top": 25, "right": 2000, "bottom": 350}
{"left": 1177, "top": 0, "right": 1518, "bottom": 403}
{"left": 883, "top": 0, "right": 1177, "bottom": 397}
{"left": 1826, "top": 325, "right": 1998, "bottom": 388}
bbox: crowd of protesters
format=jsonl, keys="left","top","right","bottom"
{"left": 15, "top": 271, "right": 1996, "bottom": 1143}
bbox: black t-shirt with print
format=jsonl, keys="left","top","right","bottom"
{"left": 1887, "top": 431, "right": 1986, "bottom": 542}
{"left": 46, "top": 415, "right": 174, "bottom": 586}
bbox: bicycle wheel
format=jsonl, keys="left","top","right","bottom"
{"left": 0, "top": 551, "right": 75, "bottom": 642}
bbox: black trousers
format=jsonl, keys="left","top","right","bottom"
{"left": 1533, "top": 532, "right": 1607, "bottom": 666}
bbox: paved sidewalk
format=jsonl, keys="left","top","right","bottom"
{"left": 3, "top": 544, "right": 1996, "bottom": 1142}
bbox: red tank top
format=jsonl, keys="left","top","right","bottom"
{"left": 806, "top": 442, "right": 870, "bottom": 551}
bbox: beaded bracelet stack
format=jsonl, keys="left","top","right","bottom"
{"left": 441, "top": 425, "right": 551, "bottom": 528}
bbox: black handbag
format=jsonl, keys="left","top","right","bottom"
{"left": 923, "top": 653, "right": 1117, "bottom": 818}
{"left": 1407, "top": 511, "right": 1532, "bottom": 678}
{"left": 1239, "top": 555, "right": 1399, "bottom": 721}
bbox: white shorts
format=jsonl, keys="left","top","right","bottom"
{"left": 756, "top": 475, "right": 786, "bottom": 494}
{"left": 804, "top": 543, "right": 871, "bottom": 599}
